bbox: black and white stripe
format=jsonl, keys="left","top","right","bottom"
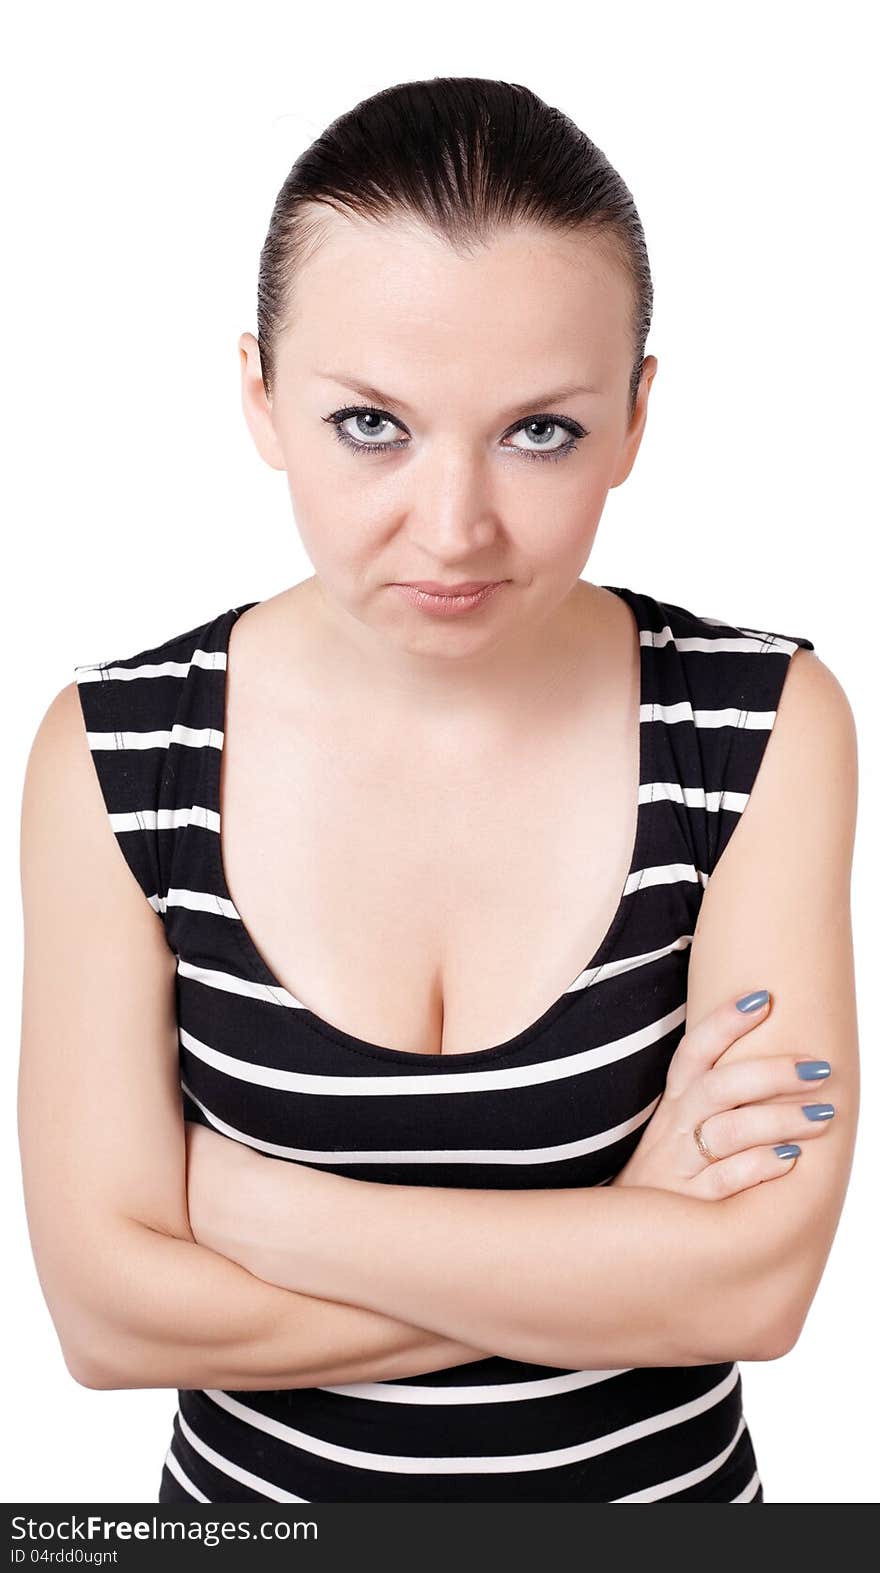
{"left": 75, "top": 584, "right": 812, "bottom": 1502}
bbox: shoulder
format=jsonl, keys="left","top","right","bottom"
{"left": 699, "top": 631, "right": 857, "bottom": 895}
{"left": 23, "top": 603, "right": 235, "bottom": 904}
{"left": 72, "top": 604, "right": 231, "bottom": 692}
{"left": 626, "top": 585, "right": 852, "bottom": 871}
{"left": 750, "top": 644, "right": 857, "bottom": 847}
{"left": 770, "top": 640, "right": 856, "bottom": 753}
{"left": 638, "top": 583, "right": 838, "bottom": 731}
{"left": 638, "top": 585, "right": 815, "bottom": 655}
{"left": 68, "top": 604, "right": 236, "bottom": 741}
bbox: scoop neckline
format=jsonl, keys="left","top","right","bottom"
{"left": 200, "top": 583, "right": 655, "bottom": 1068}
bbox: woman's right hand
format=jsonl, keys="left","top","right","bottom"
{"left": 611, "top": 990, "right": 835, "bottom": 1200}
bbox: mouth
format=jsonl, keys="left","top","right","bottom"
{"left": 390, "top": 581, "right": 508, "bottom": 617}
{"left": 394, "top": 580, "right": 507, "bottom": 596}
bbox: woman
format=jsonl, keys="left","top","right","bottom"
{"left": 19, "top": 77, "right": 857, "bottom": 1504}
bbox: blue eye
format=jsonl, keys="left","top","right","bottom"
{"left": 504, "top": 417, "right": 585, "bottom": 462}
{"left": 325, "top": 407, "right": 408, "bottom": 452}
{"left": 322, "top": 406, "right": 588, "bottom": 462}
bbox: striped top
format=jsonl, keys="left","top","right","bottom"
{"left": 73, "top": 584, "right": 814, "bottom": 1504}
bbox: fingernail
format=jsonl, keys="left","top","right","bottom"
{"left": 736, "top": 989, "right": 770, "bottom": 1012}
{"left": 796, "top": 1060, "right": 831, "bottom": 1080}
{"left": 774, "top": 1144, "right": 801, "bottom": 1159}
{"left": 802, "top": 1103, "right": 835, "bottom": 1121}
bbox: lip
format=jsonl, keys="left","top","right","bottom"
{"left": 391, "top": 581, "right": 507, "bottom": 618}
{"left": 395, "top": 580, "right": 506, "bottom": 595}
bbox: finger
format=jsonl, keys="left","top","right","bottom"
{"left": 691, "top": 1053, "right": 833, "bottom": 1124}
{"left": 687, "top": 1142, "right": 801, "bottom": 1201}
{"left": 694, "top": 1098, "right": 836, "bottom": 1163}
{"left": 666, "top": 987, "right": 772, "bottom": 1096}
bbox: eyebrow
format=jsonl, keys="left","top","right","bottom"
{"left": 314, "top": 373, "right": 603, "bottom": 420}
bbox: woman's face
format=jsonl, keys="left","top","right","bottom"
{"left": 240, "top": 210, "right": 657, "bottom": 656}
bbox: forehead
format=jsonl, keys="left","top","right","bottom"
{"left": 281, "top": 208, "right": 632, "bottom": 388}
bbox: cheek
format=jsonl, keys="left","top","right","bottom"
{"left": 289, "top": 506, "right": 385, "bottom": 604}
{"left": 284, "top": 468, "right": 368, "bottom": 566}
{"left": 517, "top": 490, "right": 605, "bottom": 570}
{"left": 288, "top": 465, "right": 396, "bottom": 565}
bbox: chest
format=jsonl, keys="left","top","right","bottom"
{"left": 216, "top": 670, "right": 641, "bottom": 1059}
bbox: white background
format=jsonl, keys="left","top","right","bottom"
{"left": 4, "top": 0, "right": 876, "bottom": 1505}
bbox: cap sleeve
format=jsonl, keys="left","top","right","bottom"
{"left": 73, "top": 644, "right": 190, "bottom": 935}
{"left": 702, "top": 616, "right": 816, "bottom": 879}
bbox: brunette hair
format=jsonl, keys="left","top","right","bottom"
{"left": 256, "top": 77, "right": 653, "bottom": 422}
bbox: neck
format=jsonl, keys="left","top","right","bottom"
{"left": 299, "top": 574, "right": 605, "bottom": 738}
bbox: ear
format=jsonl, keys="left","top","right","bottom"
{"left": 239, "top": 331, "right": 287, "bottom": 472}
{"left": 609, "top": 354, "right": 659, "bottom": 488}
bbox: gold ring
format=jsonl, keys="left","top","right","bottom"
{"left": 693, "top": 1121, "right": 719, "bottom": 1163}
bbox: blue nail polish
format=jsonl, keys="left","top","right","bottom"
{"left": 736, "top": 989, "right": 769, "bottom": 1012}
{"left": 802, "top": 1103, "right": 835, "bottom": 1121}
{"left": 796, "top": 1060, "right": 831, "bottom": 1080}
{"left": 774, "top": 1144, "right": 801, "bottom": 1159}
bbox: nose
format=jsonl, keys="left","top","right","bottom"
{"left": 404, "top": 440, "right": 500, "bottom": 557}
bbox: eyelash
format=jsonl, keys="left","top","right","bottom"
{"left": 321, "top": 404, "right": 589, "bottom": 464}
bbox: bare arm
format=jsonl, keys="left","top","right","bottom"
{"left": 18, "top": 681, "right": 491, "bottom": 1392}
{"left": 76, "top": 1217, "right": 490, "bottom": 1391}
{"left": 677, "top": 652, "right": 859, "bottom": 1348}
{"left": 193, "top": 1139, "right": 779, "bottom": 1371}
